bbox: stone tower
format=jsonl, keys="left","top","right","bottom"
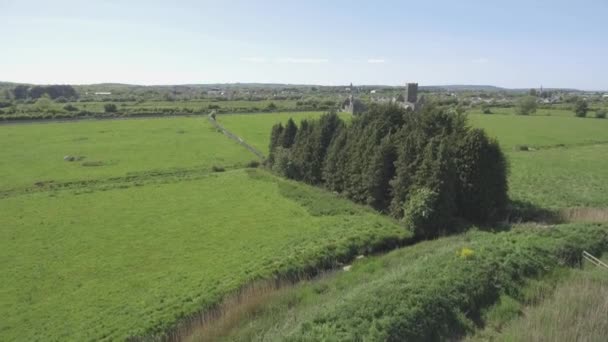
{"left": 405, "top": 83, "right": 418, "bottom": 104}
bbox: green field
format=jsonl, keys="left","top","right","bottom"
{"left": 217, "top": 111, "right": 337, "bottom": 153}
{"left": 468, "top": 106, "right": 608, "bottom": 118}
{"left": 0, "top": 117, "right": 254, "bottom": 191}
{"left": 2, "top": 109, "right": 607, "bottom": 341}
{"left": 219, "top": 112, "right": 608, "bottom": 209}
{"left": 468, "top": 114, "right": 608, "bottom": 150}
{"left": 0, "top": 168, "right": 407, "bottom": 341}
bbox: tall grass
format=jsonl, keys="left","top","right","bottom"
{"left": 489, "top": 263, "right": 608, "bottom": 342}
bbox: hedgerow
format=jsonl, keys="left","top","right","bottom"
{"left": 267, "top": 103, "right": 509, "bottom": 237}
{"left": 287, "top": 223, "right": 608, "bottom": 341}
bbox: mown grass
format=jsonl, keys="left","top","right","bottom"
{"left": 217, "top": 112, "right": 350, "bottom": 153}
{"left": 215, "top": 223, "right": 608, "bottom": 341}
{"left": 0, "top": 117, "right": 254, "bottom": 191}
{"left": 468, "top": 113, "right": 608, "bottom": 150}
{"left": 0, "top": 168, "right": 408, "bottom": 341}
{"left": 508, "top": 144, "right": 608, "bottom": 208}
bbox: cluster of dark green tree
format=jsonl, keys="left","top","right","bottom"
{"left": 12, "top": 85, "right": 78, "bottom": 100}
{"left": 268, "top": 103, "right": 509, "bottom": 237}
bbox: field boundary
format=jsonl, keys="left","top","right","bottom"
{"left": 207, "top": 115, "right": 266, "bottom": 159}
{"left": 0, "top": 110, "right": 322, "bottom": 126}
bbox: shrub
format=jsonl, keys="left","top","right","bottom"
{"left": 515, "top": 96, "right": 537, "bottom": 115}
{"left": 246, "top": 160, "right": 260, "bottom": 168}
{"left": 574, "top": 99, "right": 588, "bottom": 117}
{"left": 63, "top": 104, "right": 78, "bottom": 112}
{"left": 482, "top": 107, "right": 492, "bottom": 114}
{"left": 402, "top": 187, "right": 445, "bottom": 238}
{"left": 104, "top": 103, "right": 118, "bottom": 113}
{"left": 211, "top": 165, "right": 225, "bottom": 172}
{"left": 595, "top": 109, "right": 606, "bottom": 119}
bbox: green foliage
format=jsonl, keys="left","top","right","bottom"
{"left": 104, "top": 103, "right": 118, "bottom": 113}
{"left": 281, "top": 118, "right": 298, "bottom": 148}
{"left": 574, "top": 99, "right": 588, "bottom": 117}
{"left": 63, "top": 104, "right": 78, "bottom": 112}
{"left": 224, "top": 223, "right": 608, "bottom": 341}
{"left": 266, "top": 104, "right": 508, "bottom": 237}
{"left": 0, "top": 169, "right": 408, "bottom": 341}
{"left": 454, "top": 129, "right": 509, "bottom": 222}
{"left": 402, "top": 187, "right": 443, "bottom": 237}
{"left": 35, "top": 96, "right": 52, "bottom": 111}
{"left": 515, "top": 96, "right": 538, "bottom": 115}
{"left": 596, "top": 109, "right": 607, "bottom": 119}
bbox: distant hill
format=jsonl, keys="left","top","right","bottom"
{"left": 0, "top": 81, "right": 592, "bottom": 93}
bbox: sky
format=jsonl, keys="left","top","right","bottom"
{"left": 1, "top": 0, "right": 607, "bottom": 89}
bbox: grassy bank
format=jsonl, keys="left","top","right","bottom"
{"left": 212, "top": 223, "right": 608, "bottom": 341}
{"left": 468, "top": 257, "right": 608, "bottom": 341}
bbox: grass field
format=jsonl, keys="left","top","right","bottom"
{"left": 468, "top": 113, "right": 608, "bottom": 150}
{"left": 468, "top": 106, "right": 608, "bottom": 118}
{"left": 0, "top": 117, "right": 255, "bottom": 191}
{"left": 218, "top": 111, "right": 608, "bottom": 209}
{"left": 2, "top": 110, "right": 607, "bottom": 341}
{"left": 216, "top": 111, "right": 338, "bottom": 153}
{"left": 0, "top": 168, "right": 407, "bottom": 341}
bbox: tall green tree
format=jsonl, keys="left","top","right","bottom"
{"left": 281, "top": 118, "right": 298, "bottom": 148}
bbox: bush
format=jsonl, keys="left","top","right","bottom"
{"left": 595, "top": 109, "right": 606, "bottom": 119}
{"left": 574, "top": 99, "right": 588, "bottom": 117}
{"left": 482, "top": 107, "right": 492, "bottom": 114}
{"left": 211, "top": 165, "right": 225, "bottom": 172}
{"left": 246, "top": 160, "right": 260, "bottom": 168}
{"left": 63, "top": 104, "right": 78, "bottom": 112}
{"left": 515, "top": 96, "right": 537, "bottom": 115}
{"left": 402, "top": 187, "right": 446, "bottom": 238}
{"left": 104, "top": 103, "right": 118, "bottom": 113}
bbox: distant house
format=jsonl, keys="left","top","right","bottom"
{"left": 94, "top": 92, "right": 111, "bottom": 95}
{"left": 603, "top": 94, "right": 608, "bottom": 99}
{"left": 207, "top": 88, "right": 224, "bottom": 96}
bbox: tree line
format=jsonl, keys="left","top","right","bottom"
{"left": 12, "top": 85, "right": 78, "bottom": 100}
{"left": 267, "top": 103, "right": 509, "bottom": 237}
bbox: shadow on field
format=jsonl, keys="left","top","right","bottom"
{"left": 506, "top": 200, "right": 564, "bottom": 224}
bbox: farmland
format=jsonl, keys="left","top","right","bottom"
{"left": 219, "top": 111, "right": 608, "bottom": 209}
{"left": 0, "top": 168, "right": 407, "bottom": 341}
{"left": 1, "top": 104, "right": 607, "bottom": 341}
{"left": 0, "top": 117, "right": 254, "bottom": 191}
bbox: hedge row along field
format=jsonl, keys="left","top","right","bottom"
{"left": 219, "top": 111, "right": 608, "bottom": 210}
{"left": 267, "top": 104, "right": 508, "bottom": 237}
{"left": 0, "top": 168, "right": 409, "bottom": 341}
{"left": 217, "top": 223, "right": 608, "bottom": 341}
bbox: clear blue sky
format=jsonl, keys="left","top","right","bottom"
{"left": 1, "top": 0, "right": 607, "bottom": 89}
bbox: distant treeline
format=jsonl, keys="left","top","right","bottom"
{"left": 268, "top": 104, "right": 508, "bottom": 237}
{"left": 12, "top": 85, "right": 78, "bottom": 100}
